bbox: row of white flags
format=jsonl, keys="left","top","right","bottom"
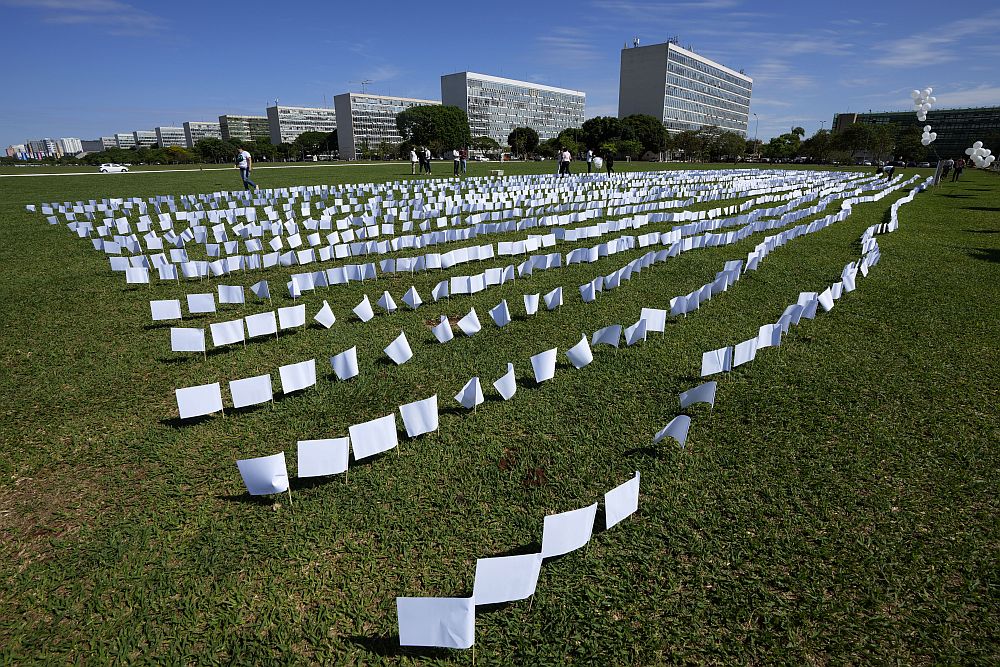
{"left": 700, "top": 177, "right": 931, "bottom": 378}
{"left": 38, "top": 169, "right": 861, "bottom": 251}
{"left": 40, "top": 172, "right": 887, "bottom": 290}
{"left": 113, "top": 172, "right": 892, "bottom": 292}
{"left": 391, "top": 177, "right": 934, "bottom": 650}
{"left": 173, "top": 175, "right": 929, "bottom": 408}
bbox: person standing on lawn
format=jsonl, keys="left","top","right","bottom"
{"left": 236, "top": 147, "right": 257, "bottom": 190}
{"left": 410, "top": 148, "right": 418, "bottom": 175}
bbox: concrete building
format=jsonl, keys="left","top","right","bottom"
{"left": 441, "top": 71, "right": 585, "bottom": 147}
{"left": 334, "top": 92, "right": 440, "bottom": 159}
{"left": 619, "top": 41, "right": 752, "bottom": 137}
{"left": 154, "top": 126, "right": 186, "bottom": 148}
{"left": 115, "top": 133, "right": 136, "bottom": 149}
{"left": 6, "top": 144, "right": 27, "bottom": 158}
{"left": 183, "top": 121, "right": 222, "bottom": 148}
{"left": 132, "top": 130, "right": 157, "bottom": 147}
{"left": 27, "top": 138, "right": 61, "bottom": 158}
{"left": 832, "top": 106, "right": 1000, "bottom": 159}
{"left": 59, "top": 138, "right": 83, "bottom": 155}
{"left": 81, "top": 139, "right": 106, "bottom": 153}
{"left": 219, "top": 114, "right": 270, "bottom": 142}
{"left": 266, "top": 105, "right": 337, "bottom": 144}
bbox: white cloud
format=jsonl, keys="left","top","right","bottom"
{"left": 874, "top": 10, "right": 1000, "bottom": 67}
{"left": 935, "top": 85, "right": 1000, "bottom": 108}
{"left": 1, "top": 0, "right": 168, "bottom": 36}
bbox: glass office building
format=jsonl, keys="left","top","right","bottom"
{"left": 619, "top": 41, "right": 752, "bottom": 136}
{"left": 183, "top": 121, "right": 222, "bottom": 148}
{"left": 218, "top": 115, "right": 270, "bottom": 142}
{"left": 832, "top": 107, "right": 1000, "bottom": 159}
{"left": 266, "top": 105, "right": 337, "bottom": 145}
{"left": 334, "top": 93, "right": 440, "bottom": 159}
{"left": 115, "top": 133, "right": 137, "bottom": 149}
{"left": 441, "top": 71, "right": 585, "bottom": 147}
{"left": 154, "top": 126, "right": 186, "bottom": 148}
{"left": 132, "top": 130, "right": 157, "bottom": 147}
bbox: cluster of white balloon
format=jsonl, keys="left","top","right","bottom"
{"left": 920, "top": 125, "right": 937, "bottom": 146}
{"left": 911, "top": 87, "right": 935, "bottom": 122}
{"left": 965, "top": 141, "right": 996, "bottom": 168}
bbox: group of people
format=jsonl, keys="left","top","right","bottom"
{"left": 940, "top": 158, "right": 966, "bottom": 182}
{"left": 409, "top": 147, "right": 434, "bottom": 175}
{"left": 233, "top": 143, "right": 625, "bottom": 191}
{"left": 560, "top": 148, "right": 615, "bottom": 176}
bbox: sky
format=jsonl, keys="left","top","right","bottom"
{"left": 1, "top": 0, "right": 998, "bottom": 148}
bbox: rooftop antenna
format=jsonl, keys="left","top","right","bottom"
{"left": 633, "top": 37, "right": 640, "bottom": 47}
{"left": 351, "top": 79, "right": 373, "bottom": 93}
{"left": 667, "top": 36, "right": 679, "bottom": 45}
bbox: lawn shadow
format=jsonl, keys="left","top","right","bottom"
{"left": 160, "top": 413, "right": 218, "bottom": 429}
{"left": 348, "top": 635, "right": 454, "bottom": 659}
{"left": 938, "top": 193, "right": 974, "bottom": 199}
{"left": 968, "top": 247, "right": 1000, "bottom": 263}
{"left": 962, "top": 207, "right": 1000, "bottom": 213}
{"left": 214, "top": 493, "right": 276, "bottom": 507}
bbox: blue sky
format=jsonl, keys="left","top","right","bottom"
{"left": 2, "top": 0, "right": 998, "bottom": 147}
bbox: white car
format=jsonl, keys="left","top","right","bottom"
{"left": 99, "top": 163, "right": 129, "bottom": 173}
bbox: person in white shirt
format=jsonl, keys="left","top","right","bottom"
{"left": 423, "top": 147, "right": 432, "bottom": 174}
{"left": 559, "top": 148, "right": 571, "bottom": 176}
{"left": 410, "top": 149, "right": 418, "bottom": 175}
{"left": 586, "top": 149, "right": 593, "bottom": 173}
{"left": 452, "top": 149, "right": 461, "bottom": 177}
{"left": 236, "top": 148, "right": 257, "bottom": 190}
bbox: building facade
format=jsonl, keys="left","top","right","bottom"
{"left": 219, "top": 114, "right": 270, "bottom": 142}
{"left": 619, "top": 41, "right": 752, "bottom": 137}
{"left": 154, "top": 126, "right": 186, "bottom": 148}
{"left": 334, "top": 93, "right": 440, "bottom": 159}
{"left": 132, "top": 130, "right": 157, "bottom": 147}
{"left": 7, "top": 143, "right": 27, "bottom": 158}
{"left": 27, "top": 139, "right": 60, "bottom": 158}
{"left": 266, "top": 105, "right": 337, "bottom": 145}
{"left": 59, "top": 138, "right": 83, "bottom": 155}
{"left": 183, "top": 121, "right": 222, "bottom": 148}
{"left": 832, "top": 106, "right": 1000, "bottom": 159}
{"left": 441, "top": 71, "right": 585, "bottom": 147}
{"left": 115, "top": 133, "right": 136, "bottom": 149}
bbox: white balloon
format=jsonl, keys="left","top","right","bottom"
{"left": 910, "top": 90, "right": 921, "bottom": 98}
{"left": 928, "top": 96, "right": 936, "bottom": 103}
{"left": 966, "top": 147, "right": 975, "bottom": 155}
{"left": 923, "top": 88, "right": 932, "bottom": 96}
{"left": 983, "top": 149, "right": 992, "bottom": 156}
{"left": 930, "top": 132, "right": 937, "bottom": 140}
{"left": 987, "top": 155, "right": 996, "bottom": 164}
{"left": 923, "top": 125, "right": 932, "bottom": 132}
{"left": 921, "top": 138, "right": 931, "bottom": 146}
{"left": 974, "top": 141, "right": 983, "bottom": 149}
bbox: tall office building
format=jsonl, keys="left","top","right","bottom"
{"left": 7, "top": 143, "right": 27, "bottom": 158}
{"left": 58, "top": 138, "right": 83, "bottom": 155}
{"left": 183, "top": 121, "right": 222, "bottom": 148}
{"left": 619, "top": 41, "right": 752, "bottom": 136}
{"left": 154, "top": 126, "right": 186, "bottom": 148}
{"left": 27, "top": 138, "right": 61, "bottom": 158}
{"left": 115, "top": 133, "right": 137, "bottom": 149}
{"left": 266, "top": 105, "right": 337, "bottom": 144}
{"left": 219, "top": 114, "right": 270, "bottom": 142}
{"left": 441, "top": 71, "right": 585, "bottom": 147}
{"left": 832, "top": 106, "right": 1000, "bottom": 159}
{"left": 334, "top": 93, "right": 440, "bottom": 159}
{"left": 133, "top": 130, "right": 157, "bottom": 147}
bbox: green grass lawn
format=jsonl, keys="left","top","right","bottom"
{"left": 1, "top": 163, "right": 996, "bottom": 664}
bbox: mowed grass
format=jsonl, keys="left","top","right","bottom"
{"left": 0, "top": 162, "right": 997, "bottom": 664}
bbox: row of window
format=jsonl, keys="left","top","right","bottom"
{"left": 665, "top": 85, "right": 749, "bottom": 116}
{"left": 667, "top": 63, "right": 752, "bottom": 102}
{"left": 668, "top": 50, "right": 752, "bottom": 91}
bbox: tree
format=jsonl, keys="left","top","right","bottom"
{"left": 292, "top": 131, "right": 329, "bottom": 160}
{"left": 707, "top": 131, "right": 746, "bottom": 161}
{"left": 581, "top": 116, "right": 623, "bottom": 149}
{"left": 791, "top": 126, "right": 806, "bottom": 139}
{"left": 833, "top": 123, "right": 873, "bottom": 161}
{"left": 673, "top": 130, "right": 704, "bottom": 161}
{"left": 869, "top": 124, "right": 896, "bottom": 162}
{"left": 798, "top": 129, "right": 834, "bottom": 163}
{"left": 507, "top": 127, "right": 539, "bottom": 157}
{"left": 617, "top": 139, "right": 643, "bottom": 160}
{"left": 194, "top": 138, "right": 232, "bottom": 163}
{"left": 621, "top": 114, "right": 670, "bottom": 154}
{"left": 471, "top": 136, "right": 500, "bottom": 152}
{"left": 763, "top": 132, "right": 801, "bottom": 161}
{"left": 396, "top": 105, "right": 472, "bottom": 155}
{"left": 556, "top": 128, "right": 585, "bottom": 156}
{"left": 745, "top": 138, "right": 763, "bottom": 156}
